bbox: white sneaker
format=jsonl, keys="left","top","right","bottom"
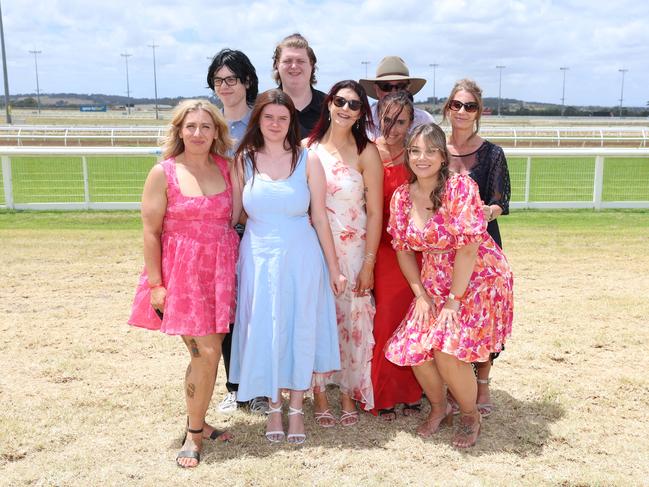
{"left": 218, "top": 391, "right": 238, "bottom": 413}
{"left": 249, "top": 396, "right": 270, "bottom": 414}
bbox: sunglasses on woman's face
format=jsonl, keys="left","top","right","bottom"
{"left": 332, "top": 95, "right": 362, "bottom": 111}
{"left": 449, "top": 100, "right": 479, "bottom": 113}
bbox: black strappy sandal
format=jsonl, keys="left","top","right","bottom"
{"left": 177, "top": 426, "right": 203, "bottom": 468}
{"left": 402, "top": 402, "right": 422, "bottom": 417}
{"left": 378, "top": 408, "right": 397, "bottom": 421}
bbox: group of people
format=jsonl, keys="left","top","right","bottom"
{"left": 128, "top": 33, "right": 513, "bottom": 468}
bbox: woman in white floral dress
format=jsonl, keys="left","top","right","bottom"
{"left": 306, "top": 80, "right": 383, "bottom": 426}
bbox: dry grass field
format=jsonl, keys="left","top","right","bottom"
{"left": 1, "top": 210, "right": 648, "bottom": 486}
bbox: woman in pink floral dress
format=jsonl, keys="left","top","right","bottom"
{"left": 384, "top": 123, "right": 513, "bottom": 448}
{"left": 129, "top": 100, "right": 238, "bottom": 467}
{"left": 306, "top": 80, "right": 383, "bottom": 425}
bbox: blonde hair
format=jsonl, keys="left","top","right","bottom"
{"left": 442, "top": 78, "right": 484, "bottom": 136}
{"left": 161, "top": 99, "right": 232, "bottom": 159}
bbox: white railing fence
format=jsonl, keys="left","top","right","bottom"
{"left": 1, "top": 125, "right": 648, "bottom": 148}
{"left": 0, "top": 146, "right": 648, "bottom": 211}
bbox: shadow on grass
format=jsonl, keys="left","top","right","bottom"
{"left": 186, "top": 387, "right": 565, "bottom": 464}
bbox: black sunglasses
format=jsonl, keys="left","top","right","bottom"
{"left": 376, "top": 81, "right": 409, "bottom": 92}
{"left": 449, "top": 99, "right": 479, "bottom": 113}
{"left": 332, "top": 95, "right": 362, "bottom": 111}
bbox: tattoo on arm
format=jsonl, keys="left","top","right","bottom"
{"left": 186, "top": 383, "right": 195, "bottom": 398}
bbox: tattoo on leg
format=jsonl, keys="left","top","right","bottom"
{"left": 186, "top": 383, "right": 195, "bottom": 398}
{"left": 189, "top": 339, "right": 200, "bottom": 358}
{"left": 185, "top": 364, "right": 192, "bottom": 381}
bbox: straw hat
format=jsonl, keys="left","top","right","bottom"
{"left": 359, "top": 56, "right": 427, "bottom": 100}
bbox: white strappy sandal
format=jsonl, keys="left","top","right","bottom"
{"left": 265, "top": 403, "right": 285, "bottom": 443}
{"left": 287, "top": 407, "right": 306, "bottom": 445}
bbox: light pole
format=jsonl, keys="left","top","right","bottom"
{"left": 148, "top": 42, "right": 159, "bottom": 120}
{"left": 29, "top": 50, "right": 42, "bottom": 114}
{"left": 121, "top": 52, "right": 132, "bottom": 115}
{"left": 429, "top": 63, "right": 438, "bottom": 107}
{"left": 496, "top": 65, "right": 506, "bottom": 117}
{"left": 618, "top": 68, "right": 628, "bottom": 117}
{"left": 0, "top": 0, "right": 11, "bottom": 123}
{"left": 361, "top": 61, "right": 370, "bottom": 79}
{"left": 560, "top": 66, "right": 569, "bottom": 117}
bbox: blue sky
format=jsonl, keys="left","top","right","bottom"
{"left": 3, "top": 0, "right": 648, "bottom": 106}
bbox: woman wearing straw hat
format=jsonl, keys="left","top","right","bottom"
{"left": 359, "top": 56, "right": 435, "bottom": 138}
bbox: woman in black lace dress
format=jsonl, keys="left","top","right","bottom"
{"left": 443, "top": 78, "right": 511, "bottom": 417}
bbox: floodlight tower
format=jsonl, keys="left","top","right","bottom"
{"left": 496, "top": 65, "right": 506, "bottom": 117}
{"left": 429, "top": 63, "right": 439, "bottom": 106}
{"left": 29, "top": 50, "right": 42, "bottom": 114}
{"left": 560, "top": 66, "right": 569, "bottom": 116}
{"left": 618, "top": 68, "right": 628, "bottom": 117}
{"left": 0, "top": 0, "right": 11, "bottom": 123}
{"left": 361, "top": 61, "right": 370, "bottom": 79}
{"left": 121, "top": 52, "right": 132, "bottom": 115}
{"left": 148, "top": 42, "right": 159, "bottom": 120}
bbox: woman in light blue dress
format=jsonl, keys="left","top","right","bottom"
{"left": 230, "top": 89, "right": 346, "bottom": 444}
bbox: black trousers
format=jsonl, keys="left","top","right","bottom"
{"left": 221, "top": 323, "right": 238, "bottom": 393}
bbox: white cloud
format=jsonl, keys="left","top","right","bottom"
{"left": 2, "top": 0, "right": 648, "bottom": 106}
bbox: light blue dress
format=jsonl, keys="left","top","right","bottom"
{"left": 230, "top": 149, "right": 341, "bottom": 402}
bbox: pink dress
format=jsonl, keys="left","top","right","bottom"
{"left": 128, "top": 155, "right": 238, "bottom": 336}
{"left": 384, "top": 175, "right": 513, "bottom": 365}
{"left": 311, "top": 143, "right": 375, "bottom": 411}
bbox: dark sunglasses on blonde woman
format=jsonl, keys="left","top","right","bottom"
{"left": 332, "top": 95, "right": 362, "bottom": 111}
{"left": 449, "top": 100, "right": 479, "bottom": 113}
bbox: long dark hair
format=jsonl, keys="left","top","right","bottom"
{"left": 234, "top": 89, "right": 301, "bottom": 180}
{"left": 404, "top": 123, "right": 450, "bottom": 212}
{"left": 307, "top": 80, "right": 374, "bottom": 154}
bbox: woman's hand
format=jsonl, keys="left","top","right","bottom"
{"left": 412, "top": 293, "right": 434, "bottom": 324}
{"left": 436, "top": 300, "right": 460, "bottom": 328}
{"left": 150, "top": 286, "right": 167, "bottom": 314}
{"left": 330, "top": 273, "right": 347, "bottom": 296}
{"left": 353, "top": 263, "right": 374, "bottom": 297}
{"left": 482, "top": 204, "right": 493, "bottom": 222}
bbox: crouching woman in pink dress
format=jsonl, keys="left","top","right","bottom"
{"left": 384, "top": 123, "right": 513, "bottom": 448}
{"left": 128, "top": 100, "right": 238, "bottom": 468}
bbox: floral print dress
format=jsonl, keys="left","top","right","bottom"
{"left": 384, "top": 175, "right": 513, "bottom": 365}
{"left": 311, "top": 143, "right": 375, "bottom": 411}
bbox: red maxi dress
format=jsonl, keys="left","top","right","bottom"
{"left": 369, "top": 161, "right": 422, "bottom": 414}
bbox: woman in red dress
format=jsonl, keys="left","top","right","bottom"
{"left": 370, "top": 92, "right": 422, "bottom": 420}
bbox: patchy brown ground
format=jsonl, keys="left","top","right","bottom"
{"left": 1, "top": 212, "right": 648, "bottom": 486}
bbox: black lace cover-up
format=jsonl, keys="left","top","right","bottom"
{"left": 449, "top": 140, "right": 511, "bottom": 248}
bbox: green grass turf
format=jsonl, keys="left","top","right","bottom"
{"left": 1, "top": 155, "right": 647, "bottom": 205}
{"left": 7, "top": 156, "right": 157, "bottom": 204}
{"left": 508, "top": 156, "right": 649, "bottom": 202}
